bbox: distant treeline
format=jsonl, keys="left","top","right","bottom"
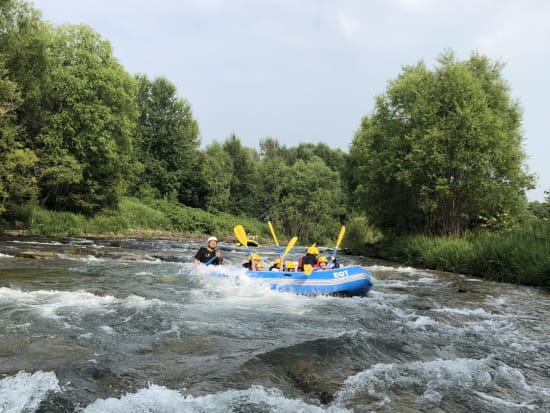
{"left": 1, "top": 0, "right": 550, "bottom": 283}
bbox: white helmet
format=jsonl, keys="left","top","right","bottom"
{"left": 207, "top": 236, "right": 218, "bottom": 242}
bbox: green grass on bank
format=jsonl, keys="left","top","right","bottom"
{"left": 378, "top": 220, "right": 550, "bottom": 288}
{"left": 13, "top": 198, "right": 269, "bottom": 241}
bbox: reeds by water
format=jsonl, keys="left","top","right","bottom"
{"left": 383, "top": 220, "right": 550, "bottom": 288}
{"left": 16, "top": 198, "right": 267, "bottom": 241}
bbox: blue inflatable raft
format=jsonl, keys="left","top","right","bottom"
{"left": 245, "top": 265, "right": 373, "bottom": 297}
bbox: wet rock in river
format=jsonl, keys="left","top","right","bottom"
{"left": 36, "top": 392, "right": 75, "bottom": 413}
{"left": 15, "top": 251, "right": 58, "bottom": 259}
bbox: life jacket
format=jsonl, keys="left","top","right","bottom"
{"left": 298, "top": 253, "right": 319, "bottom": 271}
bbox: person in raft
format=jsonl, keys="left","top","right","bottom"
{"left": 269, "top": 257, "right": 284, "bottom": 271}
{"left": 193, "top": 236, "right": 223, "bottom": 266}
{"left": 317, "top": 255, "right": 340, "bottom": 270}
{"left": 285, "top": 260, "right": 297, "bottom": 272}
{"left": 329, "top": 255, "right": 340, "bottom": 269}
{"left": 297, "top": 246, "right": 319, "bottom": 271}
{"left": 317, "top": 256, "right": 329, "bottom": 270}
{"left": 242, "top": 252, "right": 262, "bottom": 270}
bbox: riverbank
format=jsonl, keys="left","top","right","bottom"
{"left": 3, "top": 198, "right": 268, "bottom": 243}
{"left": 2, "top": 228, "right": 206, "bottom": 241}
{"left": 371, "top": 220, "right": 550, "bottom": 290}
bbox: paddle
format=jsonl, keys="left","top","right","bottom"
{"left": 234, "top": 224, "right": 248, "bottom": 246}
{"left": 234, "top": 224, "right": 256, "bottom": 271}
{"left": 333, "top": 226, "right": 346, "bottom": 259}
{"left": 267, "top": 221, "right": 283, "bottom": 255}
{"left": 283, "top": 236, "right": 298, "bottom": 257}
{"left": 189, "top": 254, "right": 216, "bottom": 274}
{"left": 205, "top": 254, "right": 218, "bottom": 266}
{"left": 279, "top": 236, "right": 298, "bottom": 270}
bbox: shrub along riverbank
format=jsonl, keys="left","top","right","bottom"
{"left": 3, "top": 198, "right": 549, "bottom": 289}
{"left": 7, "top": 198, "right": 269, "bottom": 243}
{"left": 373, "top": 219, "right": 550, "bottom": 289}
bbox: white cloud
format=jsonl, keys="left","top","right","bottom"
{"left": 394, "top": 0, "right": 435, "bottom": 13}
{"left": 337, "top": 12, "right": 361, "bottom": 38}
{"left": 477, "top": 3, "right": 550, "bottom": 59}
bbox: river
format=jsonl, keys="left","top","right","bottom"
{"left": 0, "top": 235, "right": 549, "bottom": 412}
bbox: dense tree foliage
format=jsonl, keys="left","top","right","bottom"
{"left": 0, "top": 0, "right": 43, "bottom": 212}
{"left": 202, "top": 141, "right": 233, "bottom": 213}
{"left": 0, "top": 63, "right": 38, "bottom": 213}
{"left": 37, "top": 24, "right": 138, "bottom": 213}
{"left": 1, "top": 0, "right": 49, "bottom": 138}
{"left": 132, "top": 75, "right": 202, "bottom": 206}
{"left": 256, "top": 139, "right": 347, "bottom": 241}
{"left": 222, "top": 134, "right": 262, "bottom": 216}
{"left": 348, "top": 51, "right": 534, "bottom": 236}
{"left": 270, "top": 158, "right": 344, "bottom": 242}
{"left": 2, "top": 1, "right": 138, "bottom": 214}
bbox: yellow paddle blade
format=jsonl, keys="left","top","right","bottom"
{"left": 336, "top": 226, "right": 346, "bottom": 249}
{"left": 303, "top": 264, "right": 313, "bottom": 276}
{"left": 233, "top": 225, "right": 248, "bottom": 247}
{"left": 267, "top": 221, "right": 279, "bottom": 247}
{"left": 283, "top": 236, "right": 298, "bottom": 257}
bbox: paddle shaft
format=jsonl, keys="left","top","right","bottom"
{"left": 205, "top": 251, "right": 218, "bottom": 266}
{"left": 268, "top": 221, "right": 283, "bottom": 255}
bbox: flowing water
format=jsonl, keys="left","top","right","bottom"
{"left": 0, "top": 235, "right": 549, "bottom": 412}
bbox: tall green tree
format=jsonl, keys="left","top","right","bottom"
{"left": 35, "top": 24, "right": 138, "bottom": 213}
{"left": 0, "top": 0, "right": 44, "bottom": 213}
{"left": 256, "top": 153, "right": 292, "bottom": 222}
{"left": 0, "top": 63, "right": 38, "bottom": 213}
{"left": 348, "top": 50, "right": 534, "bottom": 236}
{"left": 202, "top": 141, "right": 233, "bottom": 213}
{"left": 133, "top": 75, "right": 202, "bottom": 206}
{"left": 0, "top": 0, "right": 49, "bottom": 138}
{"left": 222, "top": 134, "right": 260, "bottom": 216}
{"left": 271, "top": 158, "right": 344, "bottom": 243}
{"left": 259, "top": 137, "right": 287, "bottom": 159}
{"left": 287, "top": 142, "right": 346, "bottom": 173}
{"left": 256, "top": 137, "right": 348, "bottom": 241}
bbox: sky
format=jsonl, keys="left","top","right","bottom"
{"left": 31, "top": 0, "right": 549, "bottom": 201}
